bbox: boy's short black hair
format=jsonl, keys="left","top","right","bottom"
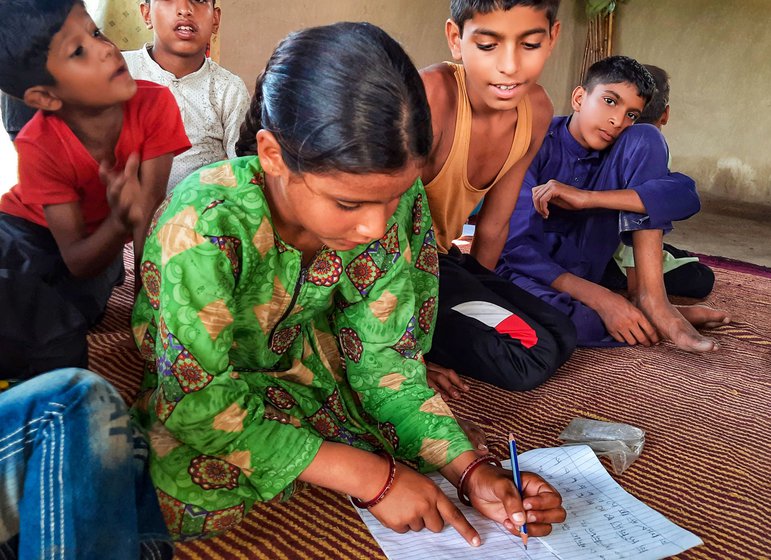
{"left": 582, "top": 55, "right": 656, "bottom": 106}
{"left": 450, "top": 0, "right": 560, "bottom": 35}
{"left": 0, "top": 0, "right": 79, "bottom": 100}
{"left": 638, "top": 64, "right": 670, "bottom": 124}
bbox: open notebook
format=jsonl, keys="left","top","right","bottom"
{"left": 353, "top": 445, "right": 702, "bottom": 560}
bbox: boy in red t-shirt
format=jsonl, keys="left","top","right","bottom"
{"left": 0, "top": 0, "right": 191, "bottom": 378}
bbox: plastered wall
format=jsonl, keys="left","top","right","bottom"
{"left": 218, "top": 0, "right": 769, "bottom": 205}
{"left": 218, "top": 0, "right": 453, "bottom": 90}
{"left": 539, "top": 0, "right": 770, "bottom": 205}
{"left": 612, "top": 0, "right": 771, "bottom": 204}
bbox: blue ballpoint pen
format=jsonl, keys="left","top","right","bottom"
{"left": 508, "top": 434, "right": 528, "bottom": 550}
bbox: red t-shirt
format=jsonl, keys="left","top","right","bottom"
{"left": 0, "top": 80, "right": 191, "bottom": 234}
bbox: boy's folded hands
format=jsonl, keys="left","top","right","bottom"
{"left": 100, "top": 152, "right": 144, "bottom": 231}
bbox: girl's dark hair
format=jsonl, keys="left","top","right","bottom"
{"left": 235, "top": 22, "right": 432, "bottom": 175}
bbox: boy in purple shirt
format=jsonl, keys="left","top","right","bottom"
{"left": 497, "top": 56, "right": 729, "bottom": 352}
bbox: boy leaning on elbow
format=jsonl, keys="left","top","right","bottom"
{"left": 0, "top": 0, "right": 190, "bottom": 378}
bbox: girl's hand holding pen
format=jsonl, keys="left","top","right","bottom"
{"left": 465, "top": 465, "right": 567, "bottom": 537}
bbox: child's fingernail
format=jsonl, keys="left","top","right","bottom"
{"left": 512, "top": 512, "right": 525, "bottom": 524}
{"left": 478, "top": 443, "right": 488, "bottom": 451}
{"left": 472, "top": 536, "right": 481, "bottom": 547}
{"left": 528, "top": 513, "right": 537, "bottom": 522}
{"left": 523, "top": 502, "right": 533, "bottom": 510}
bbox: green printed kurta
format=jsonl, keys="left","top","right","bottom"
{"left": 131, "top": 156, "right": 473, "bottom": 539}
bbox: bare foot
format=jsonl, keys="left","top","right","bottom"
{"left": 636, "top": 296, "right": 720, "bottom": 353}
{"left": 676, "top": 305, "right": 731, "bottom": 329}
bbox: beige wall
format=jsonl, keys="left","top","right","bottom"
{"left": 542, "top": 0, "right": 771, "bottom": 205}
{"left": 614, "top": 0, "right": 771, "bottom": 204}
{"left": 218, "top": 0, "right": 452, "bottom": 90}
{"left": 538, "top": 0, "right": 587, "bottom": 115}
{"left": 219, "top": 0, "right": 769, "bottom": 206}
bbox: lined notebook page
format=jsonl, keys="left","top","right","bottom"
{"left": 353, "top": 445, "right": 702, "bottom": 560}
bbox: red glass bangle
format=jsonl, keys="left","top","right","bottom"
{"left": 352, "top": 452, "right": 397, "bottom": 509}
{"left": 457, "top": 454, "right": 502, "bottom": 506}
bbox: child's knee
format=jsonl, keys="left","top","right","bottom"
{"left": 690, "top": 264, "right": 715, "bottom": 298}
{"left": 571, "top": 306, "right": 609, "bottom": 347}
{"left": 546, "top": 307, "right": 578, "bottom": 358}
{"left": 54, "top": 370, "right": 134, "bottom": 466}
{"left": 474, "top": 332, "right": 564, "bottom": 391}
{"left": 664, "top": 262, "right": 715, "bottom": 299}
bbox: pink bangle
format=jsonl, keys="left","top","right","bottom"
{"left": 457, "top": 455, "right": 502, "bottom": 506}
{"left": 352, "top": 452, "right": 397, "bottom": 509}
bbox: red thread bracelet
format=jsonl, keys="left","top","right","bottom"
{"left": 352, "top": 452, "right": 397, "bottom": 509}
{"left": 457, "top": 454, "right": 502, "bottom": 506}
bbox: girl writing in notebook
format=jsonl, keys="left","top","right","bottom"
{"left": 130, "top": 22, "right": 565, "bottom": 544}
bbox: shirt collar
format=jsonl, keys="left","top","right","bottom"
{"left": 140, "top": 43, "right": 210, "bottom": 82}
{"left": 554, "top": 115, "right": 602, "bottom": 161}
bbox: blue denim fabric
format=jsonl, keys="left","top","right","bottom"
{"left": 0, "top": 369, "right": 171, "bottom": 559}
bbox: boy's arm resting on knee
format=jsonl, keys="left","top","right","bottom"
{"left": 532, "top": 180, "right": 646, "bottom": 217}
{"left": 44, "top": 202, "right": 130, "bottom": 278}
{"left": 618, "top": 126, "right": 700, "bottom": 226}
{"left": 628, "top": 172, "right": 700, "bottom": 227}
{"left": 551, "top": 272, "right": 611, "bottom": 311}
{"left": 471, "top": 88, "right": 554, "bottom": 270}
{"left": 552, "top": 272, "right": 656, "bottom": 345}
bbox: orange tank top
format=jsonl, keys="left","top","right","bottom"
{"left": 424, "top": 62, "right": 532, "bottom": 253}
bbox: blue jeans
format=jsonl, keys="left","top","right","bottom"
{"left": 0, "top": 369, "right": 171, "bottom": 559}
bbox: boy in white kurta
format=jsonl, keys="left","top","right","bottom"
{"left": 124, "top": 0, "right": 249, "bottom": 191}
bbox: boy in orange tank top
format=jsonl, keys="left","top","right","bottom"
{"left": 420, "top": 0, "right": 576, "bottom": 395}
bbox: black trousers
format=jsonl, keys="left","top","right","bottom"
{"left": 427, "top": 248, "right": 577, "bottom": 391}
{"left": 600, "top": 243, "right": 715, "bottom": 299}
{"left": 0, "top": 213, "right": 124, "bottom": 379}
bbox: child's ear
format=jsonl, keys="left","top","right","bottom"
{"left": 445, "top": 19, "right": 462, "bottom": 61}
{"left": 547, "top": 20, "right": 561, "bottom": 52}
{"left": 659, "top": 105, "right": 670, "bottom": 127}
{"left": 23, "top": 86, "right": 62, "bottom": 112}
{"left": 256, "top": 130, "right": 289, "bottom": 181}
{"left": 140, "top": 2, "right": 152, "bottom": 29}
{"left": 570, "top": 86, "right": 586, "bottom": 112}
{"left": 211, "top": 6, "right": 221, "bottom": 35}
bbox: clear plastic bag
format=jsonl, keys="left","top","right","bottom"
{"left": 558, "top": 417, "right": 645, "bottom": 474}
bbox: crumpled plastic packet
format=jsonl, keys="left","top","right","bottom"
{"left": 558, "top": 417, "right": 645, "bottom": 474}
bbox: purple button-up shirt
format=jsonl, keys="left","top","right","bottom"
{"left": 497, "top": 116, "right": 700, "bottom": 286}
